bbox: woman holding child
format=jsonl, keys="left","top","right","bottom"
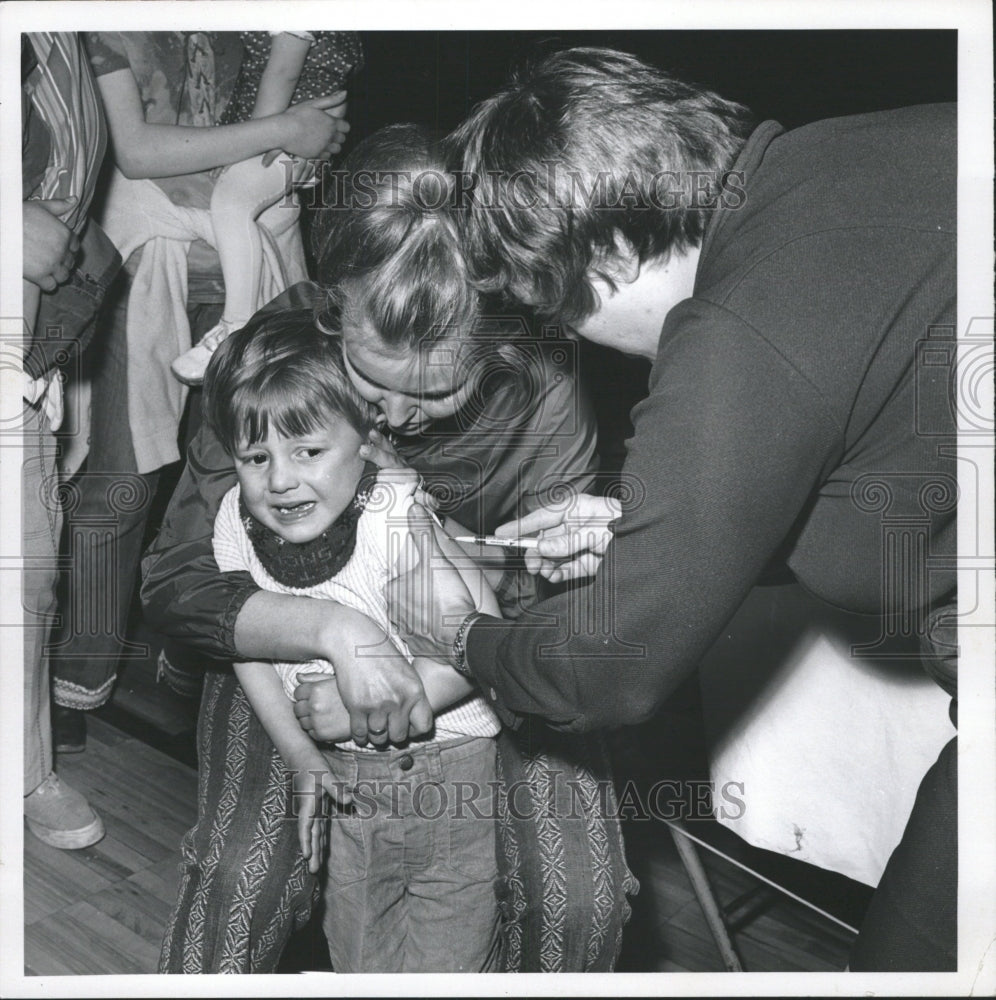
{"left": 143, "top": 125, "right": 635, "bottom": 973}
{"left": 199, "top": 312, "right": 507, "bottom": 971}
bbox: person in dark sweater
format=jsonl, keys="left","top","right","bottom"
{"left": 376, "top": 49, "right": 958, "bottom": 970}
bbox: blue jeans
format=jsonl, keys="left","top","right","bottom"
{"left": 23, "top": 405, "right": 60, "bottom": 793}
{"left": 24, "top": 220, "right": 119, "bottom": 778}
{"left": 320, "top": 737, "right": 501, "bottom": 973}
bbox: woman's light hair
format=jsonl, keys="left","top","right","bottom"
{"left": 311, "top": 123, "right": 478, "bottom": 352}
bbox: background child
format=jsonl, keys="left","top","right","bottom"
{"left": 50, "top": 31, "right": 350, "bottom": 754}
{"left": 201, "top": 311, "right": 504, "bottom": 973}
{"left": 171, "top": 31, "right": 363, "bottom": 384}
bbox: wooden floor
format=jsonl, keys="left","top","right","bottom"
{"left": 23, "top": 711, "right": 862, "bottom": 976}
{"left": 616, "top": 821, "right": 857, "bottom": 972}
{"left": 24, "top": 716, "right": 196, "bottom": 975}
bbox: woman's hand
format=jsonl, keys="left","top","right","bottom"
{"left": 360, "top": 427, "right": 440, "bottom": 512}
{"left": 360, "top": 427, "right": 419, "bottom": 490}
{"left": 495, "top": 493, "right": 621, "bottom": 583}
{"left": 276, "top": 92, "right": 350, "bottom": 160}
{"left": 359, "top": 426, "right": 407, "bottom": 469}
{"left": 316, "top": 606, "right": 434, "bottom": 746}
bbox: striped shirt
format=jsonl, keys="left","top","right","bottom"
{"left": 23, "top": 33, "right": 106, "bottom": 233}
{"left": 212, "top": 482, "right": 501, "bottom": 749}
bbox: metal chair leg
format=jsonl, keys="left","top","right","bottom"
{"left": 669, "top": 821, "right": 745, "bottom": 972}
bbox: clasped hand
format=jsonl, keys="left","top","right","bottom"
{"left": 23, "top": 197, "right": 80, "bottom": 292}
{"left": 263, "top": 91, "right": 350, "bottom": 167}
{"left": 293, "top": 640, "right": 433, "bottom": 749}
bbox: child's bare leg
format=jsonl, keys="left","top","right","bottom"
{"left": 210, "top": 155, "right": 297, "bottom": 327}
{"left": 171, "top": 155, "right": 298, "bottom": 385}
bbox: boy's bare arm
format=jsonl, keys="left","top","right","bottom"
{"left": 232, "top": 661, "right": 350, "bottom": 872}
{"left": 412, "top": 656, "right": 476, "bottom": 704}
{"left": 232, "top": 661, "right": 329, "bottom": 776}
{"left": 362, "top": 432, "right": 509, "bottom": 591}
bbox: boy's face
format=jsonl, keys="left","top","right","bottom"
{"left": 234, "top": 416, "right": 366, "bottom": 544}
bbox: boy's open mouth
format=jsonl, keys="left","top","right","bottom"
{"left": 273, "top": 500, "right": 315, "bottom": 519}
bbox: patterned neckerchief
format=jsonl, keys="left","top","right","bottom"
{"left": 239, "top": 463, "right": 378, "bottom": 588}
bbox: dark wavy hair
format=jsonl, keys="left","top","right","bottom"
{"left": 447, "top": 47, "right": 754, "bottom": 323}
{"left": 203, "top": 309, "right": 375, "bottom": 455}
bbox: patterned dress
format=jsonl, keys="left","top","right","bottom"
{"left": 152, "top": 302, "right": 638, "bottom": 972}
{"left": 219, "top": 31, "right": 363, "bottom": 125}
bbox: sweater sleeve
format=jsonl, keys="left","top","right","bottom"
{"left": 520, "top": 342, "right": 600, "bottom": 509}
{"left": 465, "top": 300, "right": 842, "bottom": 731}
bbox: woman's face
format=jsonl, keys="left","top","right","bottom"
{"left": 340, "top": 317, "right": 477, "bottom": 436}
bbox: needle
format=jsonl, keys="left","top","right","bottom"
{"left": 451, "top": 535, "right": 540, "bottom": 550}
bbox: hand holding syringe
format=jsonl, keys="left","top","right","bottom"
{"left": 482, "top": 493, "right": 622, "bottom": 583}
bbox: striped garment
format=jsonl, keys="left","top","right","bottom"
{"left": 212, "top": 482, "right": 500, "bottom": 746}
{"left": 23, "top": 33, "right": 106, "bottom": 233}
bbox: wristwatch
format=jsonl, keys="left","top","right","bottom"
{"left": 451, "top": 611, "right": 481, "bottom": 677}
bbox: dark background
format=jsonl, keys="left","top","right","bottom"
{"left": 350, "top": 30, "right": 956, "bottom": 138}
{"left": 340, "top": 30, "right": 958, "bottom": 472}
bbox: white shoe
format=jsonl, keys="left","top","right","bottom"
{"left": 170, "top": 320, "right": 238, "bottom": 386}
{"left": 25, "top": 772, "right": 105, "bottom": 850}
